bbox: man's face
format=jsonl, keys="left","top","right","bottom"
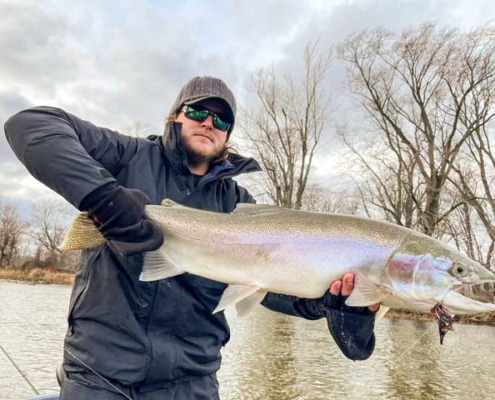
{"left": 176, "top": 99, "right": 230, "bottom": 167}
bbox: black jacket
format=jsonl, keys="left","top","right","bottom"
{"left": 4, "top": 106, "right": 375, "bottom": 391}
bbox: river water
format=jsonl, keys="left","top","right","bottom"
{"left": 1, "top": 280, "right": 494, "bottom": 400}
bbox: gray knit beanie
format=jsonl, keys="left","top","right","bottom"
{"left": 169, "top": 76, "right": 237, "bottom": 135}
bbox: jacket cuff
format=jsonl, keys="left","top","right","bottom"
{"left": 261, "top": 293, "right": 317, "bottom": 319}
{"left": 326, "top": 309, "right": 376, "bottom": 361}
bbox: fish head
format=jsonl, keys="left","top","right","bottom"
{"left": 441, "top": 254, "right": 495, "bottom": 314}
{"left": 385, "top": 247, "right": 495, "bottom": 315}
{"left": 446, "top": 256, "right": 495, "bottom": 285}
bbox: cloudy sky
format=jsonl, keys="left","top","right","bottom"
{"left": 1, "top": 0, "right": 494, "bottom": 215}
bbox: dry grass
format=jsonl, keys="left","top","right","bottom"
{"left": 457, "top": 312, "right": 495, "bottom": 325}
{"left": 0, "top": 267, "right": 74, "bottom": 285}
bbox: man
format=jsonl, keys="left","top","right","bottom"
{"left": 4, "top": 76, "right": 378, "bottom": 400}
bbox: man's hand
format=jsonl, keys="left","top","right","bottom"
{"left": 325, "top": 272, "right": 378, "bottom": 361}
{"left": 80, "top": 183, "right": 164, "bottom": 257}
{"left": 329, "top": 273, "right": 379, "bottom": 312}
{"left": 288, "top": 272, "right": 380, "bottom": 319}
{"left": 261, "top": 272, "right": 379, "bottom": 361}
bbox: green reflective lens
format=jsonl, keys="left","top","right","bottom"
{"left": 184, "top": 106, "right": 230, "bottom": 132}
{"left": 186, "top": 108, "right": 209, "bottom": 121}
{"left": 212, "top": 115, "right": 229, "bottom": 131}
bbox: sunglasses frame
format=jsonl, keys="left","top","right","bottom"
{"left": 181, "top": 105, "right": 231, "bottom": 132}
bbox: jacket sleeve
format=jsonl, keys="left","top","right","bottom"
{"left": 4, "top": 106, "right": 138, "bottom": 209}
{"left": 262, "top": 293, "right": 324, "bottom": 320}
{"left": 261, "top": 291, "right": 376, "bottom": 361}
{"left": 236, "top": 184, "right": 256, "bottom": 204}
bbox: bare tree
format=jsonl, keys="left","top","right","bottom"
{"left": 0, "top": 197, "right": 27, "bottom": 268}
{"left": 31, "top": 198, "right": 77, "bottom": 269}
{"left": 440, "top": 198, "right": 495, "bottom": 268}
{"left": 240, "top": 40, "right": 333, "bottom": 209}
{"left": 338, "top": 22, "right": 495, "bottom": 236}
{"left": 447, "top": 122, "right": 495, "bottom": 268}
{"left": 337, "top": 123, "right": 424, "bottom": 227}
{"left": 302, "top": 184, "right": 359, "bottom": 215}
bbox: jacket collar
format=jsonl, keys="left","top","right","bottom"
{"left": 158, "top": 121, "right": 262, "bottom": 181}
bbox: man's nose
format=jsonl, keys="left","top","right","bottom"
{"left": 201, "top": 115, "right": 214, "bottom": 129}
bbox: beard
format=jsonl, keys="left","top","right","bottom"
{"left": 183, "top": 139, "right": 223, "bottom": 167}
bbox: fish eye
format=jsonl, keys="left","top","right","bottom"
{"left": 448, "top": 263, "right": 468, "bottom": 277}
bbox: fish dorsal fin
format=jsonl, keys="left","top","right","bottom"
{"left": 213, "top": 284, "right": 262, "bottom": 314}
{"left": 345, "top": 274, "right": 391, "bottom": 307}
{"left": 140, "top": 250, "right": 185, "bottom": 281}
{"left": 233, "top": 203, "right": 288, "bottom": 216}
{"left": 161, "top": 199, "right": 182, "bottom": 208}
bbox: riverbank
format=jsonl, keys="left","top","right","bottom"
{"left": 381, "top": 308, "right": 495, "bottom": 326}
{"left": 0, "top": 268, "right": 74, "bottom": 285}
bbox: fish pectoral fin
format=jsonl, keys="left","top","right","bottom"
{"left": 213, "top": 284, "right": 262, "bottom": 314}
{"left": 139, "top": 250, "right": 185, "bottom": 281}
{"left": 236, "top": 290, "right": 268, "bottom": 317}
{"left": 345, "top": 274, "right": 391, "bottom": 307}
{"left": 374, "top": 306, "right": 390, "bottom": 322}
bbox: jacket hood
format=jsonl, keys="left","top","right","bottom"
{"left": 158, "top": 121, "right": 262, "bottom": 179}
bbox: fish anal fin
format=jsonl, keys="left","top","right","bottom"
{"left": 375, "top": 305, "right": 390, "bottom": 322}
{"left": 213, "top": 284, "right": 261, "bottom": 314}
{"left": 140, "top": 250, "right": 185, "bottom": 281}
{"left": 345, "top": 274, "right": 391, "bottom": 307}
{"left": 236, "top": 290, "right": 268, "bottom": 317}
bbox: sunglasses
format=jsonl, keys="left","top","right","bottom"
{"left": 182, "top": 105, "right": 231, "bottom": 132}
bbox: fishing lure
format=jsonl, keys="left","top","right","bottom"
{"left": 432, "top": 303, "right": 455, "bottom": 344}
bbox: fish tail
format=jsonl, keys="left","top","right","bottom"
{"left": 59, "top": 212, "right": 106, "bottom": 251}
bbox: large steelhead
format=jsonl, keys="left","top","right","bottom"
{"left": 61, "top": 200, "right": 495, "bottom": 316}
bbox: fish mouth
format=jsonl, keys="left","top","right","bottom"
{"left": 443, "top": 285, "right": 495, "bottom": 315}
{"left": 475, "top": 267, "right": 495, "bottom": 283}
{"left": 444, "top": 266, "right": 495, "bottom": 314}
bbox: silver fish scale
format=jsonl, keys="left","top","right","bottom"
{"left": 145, "top": 204, "right": 408, "bottom": 247}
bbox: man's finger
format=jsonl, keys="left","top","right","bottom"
{"left": 341, "top": 273, "right": 354, "bottom": 296}
{"left": 368, "top": 304, "right": 380, "bottom": 312}
{"left": 329, "top": 280, "right": 342, "bottom": 296}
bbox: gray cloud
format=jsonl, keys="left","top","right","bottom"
{"left": 1, "top": 0, "right": 494, "bottom": 210}
{"left": 0, "top": 90, "right": 32, "bottom": 167}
